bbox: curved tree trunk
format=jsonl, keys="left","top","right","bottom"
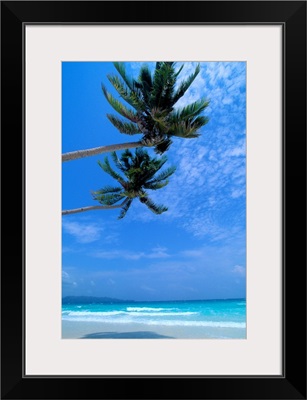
{"left": 62, "top": 141, "right": 143, "bottom": 162}
{"left": 62, "top": 203, "right": 124, "bottom": 216}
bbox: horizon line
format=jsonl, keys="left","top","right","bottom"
{"left": 62, "top": 295, "right": 246, "bottom": 303}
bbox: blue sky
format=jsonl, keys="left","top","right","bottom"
{"left": 62, "top": 61, "right": 246, "bottom": 301}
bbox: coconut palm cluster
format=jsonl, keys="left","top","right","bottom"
{"left": 62, "top": 62, "right": 209, "bottom": 218}
{"left": 92, "top": 149, "right": 176, "bottom": 219}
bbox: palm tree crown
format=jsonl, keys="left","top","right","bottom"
{"left": 92, "top": 148, "right": 176, "bottom": 219}
{"left": 102, "top": 62, "right": 210, "bottom": 154}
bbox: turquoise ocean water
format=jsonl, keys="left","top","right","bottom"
{"left": 62, "top": 298, "right": 246, "bottom": 339}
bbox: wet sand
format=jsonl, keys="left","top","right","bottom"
{"left": 62, "top": 320, "right": 245, "bottom": 339}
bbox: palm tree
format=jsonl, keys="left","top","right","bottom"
{"left": 62, "top": 62, "right": 209, "bottom": 162}
{"left": 62, "top": 148, "right": 176, "bottom": 218}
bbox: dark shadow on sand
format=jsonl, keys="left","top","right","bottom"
{"left": 81, "top": 331, "right": 174, "bottom": 339}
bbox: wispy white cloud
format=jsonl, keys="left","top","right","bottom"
{"left": 148, "top": 246, "right": 169, "bottom": 259}
{"left": 127, "top": 61, "right": 246, "bottom": 241}
{"left": 181, "top": 249, "right": 204, "bottom": 258}
{"left": 62, "top": 270, "right": 70, "bottom": 281}
{"left": 92, "top": 245, "right": 170, "bottom": 260}
{"left": 93, "top": 250, "right": 144, "bottom": 260}
{"left": 89, "top": 242, "right": 245, "bottom": 299}
{"left": 62, "top": 270, "right": 77, "bottom": 287}
{"left": 62, "top": 220, "right": 103, "bottom": 243}
{"left": 232, "top": 265, "right": 246, "bottom": 276}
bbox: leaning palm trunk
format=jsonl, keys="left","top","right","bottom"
{"left": 62, "top": 141, "right": 143, "bottom": 162}
{"left": 62, "top": 203, "right": 124, "bottom": 215}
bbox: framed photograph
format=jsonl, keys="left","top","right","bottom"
{"left": 1, "top": 1, "right": 306, "bottom": 399}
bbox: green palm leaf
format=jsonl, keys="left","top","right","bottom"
{"left": 153, "top": 154, "right": 168, "bottom": 170}
{"left": 151, "top": 62, "right": 176, "bottom": 109}
{"left": 101, "top": 84, "right": 139, "bottom": 123}
{"left": 107, "top": 74, "right": 145, "bottom": 112}
{"left": 120, "top": 149, "right": 133, "bottom": 171}
{"left": 147, "top": 165, "right": 176, "bottom": 183}
{"left": 110, "top": 151, "right": 127, "bottom": 173}
{"left": 143, "top": 180, "right": 169, "bottom": 190}
{"left": 91, "top": 185, "right": 122, "bottom": 195}
{"left": 139, "top": 196, "right": 168, "bottom": 214}
{"left": 118, "top": 198, "right": 133, "bottom": 219}
{"left": 172, "top": 63, "right": 201, "bottom": 105}
{"left": 150, "top": 107, "right": 170, "bottom": 133}
{"left": 92, "top": 193, "right": 124, "bottom": 205}
{"left": 154, "top": 138, "right": 173, "bottom": 154}
{"left": 172, "top": 99, "right": 210, "bottom": 120}
{"left": 169, "top": 115, "right": 209, "bottom": 138}
{"left": 191, "top": 115, "right": 210, "bottom": 129}
{"left": 98, "top": 158, "right": 125, "bottom": 186}
{"left": 113, "top": 62, "right": 134, "bottom": 91}
{"left": 137, "top": 65, "right": 153, "bottom": 104}
{"left": 107, "top": 114, "right": 141, "bottom": 135}
{"left": 174, "top": 64, "right": 184, "bottom": 77}
{"left": 140, "top": 153, "right": 168, "bottom": 175}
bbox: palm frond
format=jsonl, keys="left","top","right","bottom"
{"left": 92, "top": 193, "right": 124, "bottom": 205}
{"left": 151, "top": 63, "right": 175, "bottom": 109}
{"left": 172, "top": 63, "right": 200, "bottom": 105}
{"left": 143, "top": 180, "right": 169, "bottom": 190}
{"left": 101, "top": 84, "right": 139, "bottom": 123}
{"left": 139, "top": 196, "right": 168, "bottom": 214}
{"left": 134, "top": 152, "right": 168, "bottom": 176}
{"left": 169, "top": 123, "right": 201, "bottom": 138}
{"left": 110, "top": 151, "right": 127, "bottom": 173}
{"left": 154, "top": 138, "right": 173, "bottom": 154}
{"left": 148, "top": 165, "right": 176, "bottom": 183}
{"left": 151, "top": 107, "right": 170, "bottom": 133}
{"left": 107, "top": 74, "right": 145, "bottom": 112}
{"left": 120, "top": 149, "right": 133, "bottom": 171}
{"left": 107, "top": 114, "right": 141, "bottom": 135}
{"left": 91, "top": 185, "right": 122, "bottom": 195}
{"left": 152, "top": 154, "right": 168, "bottom": 171}
{"left": 155, "top": 62, "right": 163, "bottom": 71}
{"left": 190, "top": 115, "right": 210, "bottom": 129}
{"left": 118, "top": 198, "right": 133, "bottom": 219}
{"left": 174, "top": 64, "right": 184, "bottom": 78}
{"left": 134, "top": 147, "right": 148, "bottom": 160}
{"left": 98, "top": 158, "right": 126, "bottom": 185}
{"left": 160, "top": 70, "right": 177, "bottom": 110}
{"left": 137, "top": 65, "right": 153, "bottom": 104}
{"left": 171, "top": 99, "right": 210, "bottom": 121}
{"left": 113, "top": 62, "right": 134, "bottom": 91}
{"left": 169, "top": 115, "right": 209, "bottom": 138}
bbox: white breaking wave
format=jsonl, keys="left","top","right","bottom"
{"left": 63, "top": 310, "right": 197, "bottom": 317}
{"left": 65, "top": 311, "right": 126, "bottom": 317}
{"left": 63, "top": 316, "right": 246, "bottom": 329}
{"left": 129, "top": 311, "right": 197, "bottom": 317}
{"left": 62, "top": 314, "right": 245, "bottom": 328}
{"left": 127, "top": 307, "right": 175, "bottom": 312}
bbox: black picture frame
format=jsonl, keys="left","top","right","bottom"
{"left": 1, "top": 1, "right": 306, "bottom": 399}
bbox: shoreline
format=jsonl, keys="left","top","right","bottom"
{"left": 62, "top": 320, "right": 246, "bottom": 339}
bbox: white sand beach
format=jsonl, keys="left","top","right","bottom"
{"left": 62, "top": 320, "right": 246, "bottom": 339}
